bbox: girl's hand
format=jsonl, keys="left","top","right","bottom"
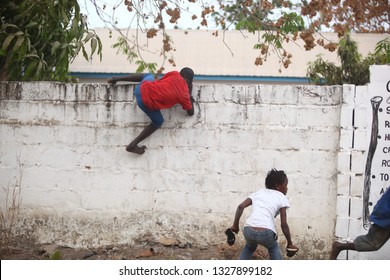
{"left": 286, "top": 244, "right": 299, "bottom": 257}
{"left": 231, "top": 225, "right": 239, "bottom": 234}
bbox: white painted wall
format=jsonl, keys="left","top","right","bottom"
{"left": 0, "top": 67, "right": 389, "bottom": 259}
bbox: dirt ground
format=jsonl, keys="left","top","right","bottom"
{"left": 0, "top": 234, "right": 269, "bottom": 260}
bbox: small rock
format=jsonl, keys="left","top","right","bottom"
{"left": 158, "top": 237, "right": 178, "bottom": 246}
{"left": 136, "top": 248, "right": 154, "bottom": 258}
{"left": 82, "top": 249, "right": 96, "bottom": 259}
{"left": 111, "top": 246, "right": 120, "bottom": 252}
{"left": 41, "top": 244, "right": 60, "bottom": 257}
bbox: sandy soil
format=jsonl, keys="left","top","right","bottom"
{"left": 0, "top": 234, "right": 269, "bottom": 260}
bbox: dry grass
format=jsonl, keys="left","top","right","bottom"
{"left": 0, "top": 158, "right": 23, "bottom": 252}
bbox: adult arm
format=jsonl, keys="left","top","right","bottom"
{"left": 231, "top": 198, "right": 252, "bottom": 234}
{"left": 186, "top": 96, "right": 195, "bottom": 116}
{"left": 185, "top": 80, "right": 194, "bottom": 116}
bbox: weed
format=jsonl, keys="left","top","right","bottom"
{"left": 0, "top": 157, "right": 23, "bottom": 252}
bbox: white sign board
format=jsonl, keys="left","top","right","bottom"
{"left": 364, "top": 65, "right": 390, "bottom": 228}
{"left": 346, "top": 65, "right": 390, "bottom": 260}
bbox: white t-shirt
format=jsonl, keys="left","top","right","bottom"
{"left": 244, "top": 189, "right": 290, "bottom": 233}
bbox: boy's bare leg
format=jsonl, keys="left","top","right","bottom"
{"left": 126, "top": 123, "right": 158, "bottom": 154}
{"left": 330, "top": 241, "right": 356, "bottom": 259}
{"left": 108, "top": 73, "right": 145, "bottom": 84}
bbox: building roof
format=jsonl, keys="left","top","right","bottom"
{"left": 69, "top": 28, "right": 388, "bottom": 84}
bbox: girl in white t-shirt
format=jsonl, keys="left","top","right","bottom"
{"left": 230, "top": 169, "right": 299, "bottom": 260}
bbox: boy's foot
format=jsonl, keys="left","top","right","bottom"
{"left": 126, "top": 144, "right": 146, "bottom": 154}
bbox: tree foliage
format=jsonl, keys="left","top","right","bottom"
{"left": 0, "top": 0, "right": 102, "bottom": 81}
{"left": 213, "top": 0, "right": 389, "bottom": 70}
{"left": 307, "top": 35, "right": 389, "bottom": 85}
{"left": 301, "top": 0, "right": 389, "bottom": 36}
{"left": 213, "top": 0, "right": 306, "bottom": 69}
{"left": 89, "top": 0, "right": 389, "bottom": 73}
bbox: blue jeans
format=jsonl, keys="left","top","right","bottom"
{"left": 239, "top": 227, "right": 282, "bottom": 260}
{"left": 134, "top": 74, "right": 164, "bottom": 128}
{"left": 354, "top": 224, "right": 390, "bottom": 251}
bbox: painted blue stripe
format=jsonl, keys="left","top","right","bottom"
{"left": 195, "top": 75, "right": 311, "bottom": 83}
{"left": 70, "top": 72, "right": 312, "bottom": 83}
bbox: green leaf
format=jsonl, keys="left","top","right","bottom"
{"left": 2, "top": 34, "right": 15, "bottom": 51}
{"left": 24, "top": 53, "right": 40, "bottom": 59}
{"left": 51, "top": 250, "right": 61, "bottom": 260}
{"left": 84, "top": 32, "right": 95, "bottom": 42}
{"left": 90, "top": 38, "right": 97, "bottom": 57}
{"left": 25, "top": 22, "right": 38, "bottom": 28}
{"left": 61, "top": 8, "right": 69, "bottom": 26}
{"left": 4, "top": 23, "right": 19, "bottom": 29}
{"left": 51, "top": 41, "right": 61, "bottom": 55}
{"left": 25, "top": 60, "right": 39, "bottom": 78}
{"left": 96, "top": 36, "right": 103, "bottom": 61}
{"left": 275, "top": 39, "right": 282, "bottom": 49}
{"left": 37, "top": 61, "right": 43, "bottom": 75}
{"left": 12, "top": 36, "right": 25, "bottom": 52}
{"left": 82, "top": 47, "right": 88, "bottom": 61}
{"left": 74, "top": 41, "right": 82, "bottom": 55}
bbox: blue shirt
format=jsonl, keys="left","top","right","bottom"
{"left": 370, "top": 187, "right": 390, "bottom": 229}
